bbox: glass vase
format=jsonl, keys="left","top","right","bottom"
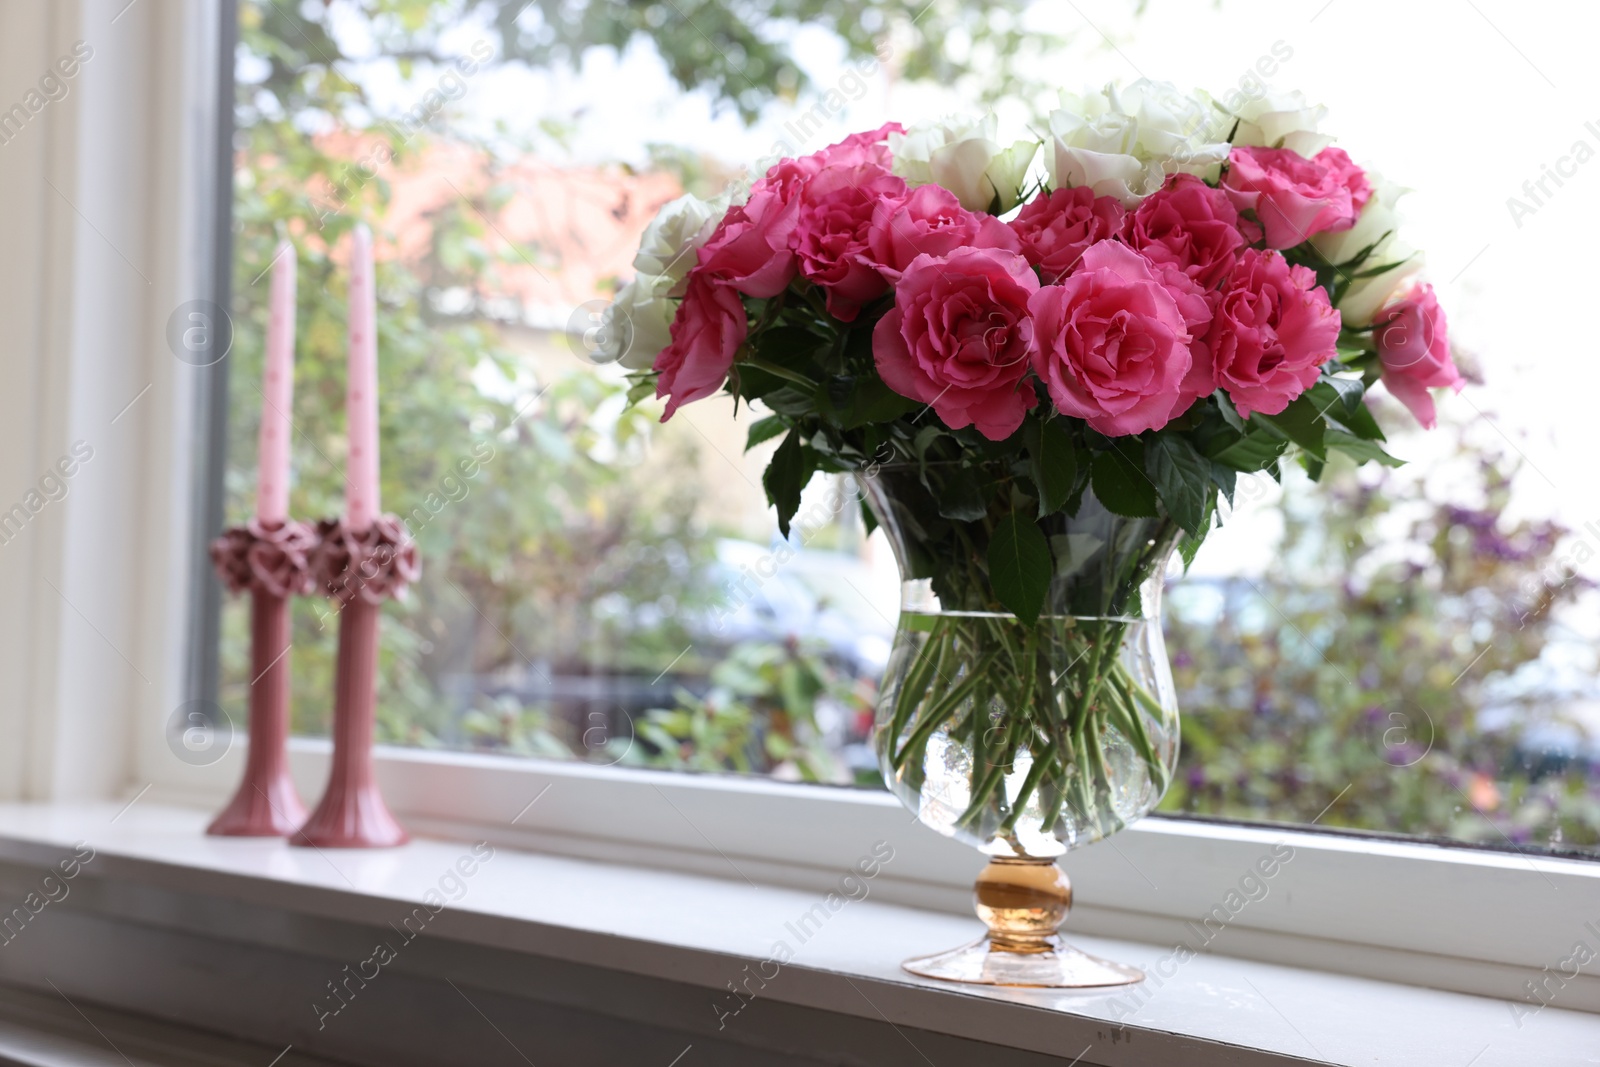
{"left": 861, "top": 464, "right": 1182, "bottom": 987}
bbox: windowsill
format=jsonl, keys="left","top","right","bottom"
{"left": 0, "top": 802, "right": 1592, "bottom": 1066}
{"left": 150, "top": 738, "right": 1600, "bottom": 1011}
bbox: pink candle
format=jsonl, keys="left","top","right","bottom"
{"left": 345, "top": 224, "right": 379, "bottom": 532}
{"left": 256, "top": 240, "right": 296, "bottom": 525}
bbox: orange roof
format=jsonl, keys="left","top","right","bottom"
{"left": 303, "top": 135, "right": 683, "bottom": 321}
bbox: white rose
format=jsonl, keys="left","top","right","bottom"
{"left": 1048, "top": 139, "right": 1161, "bottom": 206}
{"left": 633, "top": 194, "right": 723, "bottom": 291}
{"left": 1311, "top": 175, "right": 1422, "bottom": 326}
{"left": 1334, "top": 245, "right": 1423, "bottom": 328}
{"left": 600, "top": 276, "right": 677, "bottom": 370}
{"left": 1311, "top": 173, "right": 1402, "bottom": 265}
{"left": 889, "top": 114, "right": 1038, "bottom": 213}
{"left": 1047, "top": 80, "right": 1229, "bottom": 205}
{"left": 1226, "top": 89, "right": 1331, "bottom": 158}
{"left": 1114, "top": 79, "right": 1231, "bottom": 165}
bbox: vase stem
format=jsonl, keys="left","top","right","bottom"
{"left": 976, "top": 856, "right": 1070, "bottom": 952}
{"left": 901, "top": 856, "right": 1144, "bottom": 987}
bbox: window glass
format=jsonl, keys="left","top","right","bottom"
{"left": 224, "top": 0, "right": 1600, "bottom": 856}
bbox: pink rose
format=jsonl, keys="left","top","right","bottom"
{"left": 1207, "top": 248, "right": 1340, "bottom": 418}
{"left": 1124, "top": 174, "right": 1256, "bottom": 289}
{"left": 1007, "top": 186, "right": 1126, "bottom": 283}
{"left": 1028, "top": 240, "right": 1202, "bottom": 437}
{"left": 748, "top": 158, "right": 812, "bottom": 214}
{"left": 693, "top": 201, "right": 796, "bottom": 298}
{"left": 1317, "top": 146, "right": 1373, "bottom": 215}
{"left": 654, "top": 274, "right": 747, "bottom": 420}
{"left": 793, "top": 163, "right": 907, "bottom": 320}
{"left": 873, "top": 247, "right": 1040, "bottom": 440}
{"left": 1222, "top": 145, "right": 1369, "bottom": 249}
{"left": 751, "top": 122, "right": 906, "bottom": 200}
{"left": 1154, "top": 264, "right": 1215, "bottom": 354}
{"left": 1373, "top": 284, "right": 1461, "bottom": 429}
{"left": 867, "top": 183, "right": 1020, "bottom": 281}
{"left": 814, "top": 122, "right": 905, "bottom": 170}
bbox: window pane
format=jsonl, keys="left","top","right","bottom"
{"left": 223, "top": 0, "right": 1600, "bottom": 857}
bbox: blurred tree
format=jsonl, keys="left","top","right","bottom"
{"left": 224, "top": 0, "right": 1047, "bottom": 742}
{"left": 1161, "top": 427, "right": 1600, "bottom": 854}
{"left": 244, "top": 0, "right": 1053, "bottom": 125}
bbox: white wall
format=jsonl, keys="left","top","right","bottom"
{"left": 0, "top": 0, "right": 219, "bottom": 801}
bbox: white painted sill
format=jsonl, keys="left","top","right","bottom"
{"left": 147, "top": 739, "right": 1600, "bottom": 1011}
{"left": 0, "top": 801, "right": 1595, "bottom": 1067}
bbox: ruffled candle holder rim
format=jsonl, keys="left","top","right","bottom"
{"left": 209, "top": 517, "right": 319, "bottom": 599}
{"left": 309, "top": 513, "right": 421, "bottom": 607}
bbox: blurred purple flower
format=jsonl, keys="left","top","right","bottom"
{"left": 1384, "top": 742, "right": 1426, "bottom": 768}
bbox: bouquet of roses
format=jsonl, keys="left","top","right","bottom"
{"left": 609, "top": 81, "right": 1462, "bottom": 550}
{"left": 607, "top": 81, "right": 1465, "bottom": 852}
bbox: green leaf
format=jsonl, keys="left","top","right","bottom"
{"left": 842, "top": 324, "right": 876, "bottom": 367}
{"left": 987, "top": 513, "right": 1052, "bottom": 625}
{"left": 860, "top": 498, "right": 878, "bottom": 538}
{"left": 1336, "top": 400, "right": 1386, "bottom": 442}
{"left": 1210, "top": 461, "right": 1238, "bottom": 505}
{"left": 625, "top": 378, "right": 657, "bottom": 406}
{"left": 762, "top": 430, "right": 814, "bottom": 538}
{"left": 834, "top": 376, "right": 919, "bottom": 429}
{"left": 1024, "top": 417, "right": 1078, "bottom": 518}
{"left": 1326, "top": 429, "right": 1404, "bottom": 467}
{"left": 745, "top": 415, "right": 788, "bottom": 451}
{"left": 1307, "top": 378, "right": 1386, "bottom": 442}
{"left": 1207, "top": 429, "right": 1289, "bottom": 472}
{"left": 756, "top": 324, "right": 829, "bottom": 370}
{"left": 1145, "top": 435, "right": 1211, "bottom": 534}
{"left": 912, "top": 424, "right": 944, "bottom": 461}
{"left": 1251, "top": 394, "right": 1326, "bottom": 460}
{"left": 760, "top": 386, "right": 817, "bottom": 418}
{"left": 1091, "top": 445, "right": 1158, "bottom": 518}
{"left": 732, "top": 364, "right": 787, "bottom": 402}
{"left": 1177, "top": 495, "right": 1216, "bottom": 572}
{"left": 1310, "top": 376, "right": 1361, "bottom": 413}
{"left": 825, "top": 374, "right": 855, "bottom": 410}
{"left": 1214, "top": 391, "right": 1247, "bottom": 432}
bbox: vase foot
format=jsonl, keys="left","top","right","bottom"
{"left": 902, "top": 855, "right": 1143, "bottom": 987}
{"left": 903, "top": 935, "right": 1143, "bottom": 988}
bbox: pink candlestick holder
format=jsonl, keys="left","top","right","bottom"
{"left": 293, "top": 515, "right": 419, "bottom": 849}
{"left": 207, "top": 519, "right": 318, "bottom": 836}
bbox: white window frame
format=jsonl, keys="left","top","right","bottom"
{"left": 8, "top": 0, "right": 1594, "bottom": 1020}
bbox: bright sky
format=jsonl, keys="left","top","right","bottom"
{"left": 338, "top": 0, "right": 1600, "bottom": 593}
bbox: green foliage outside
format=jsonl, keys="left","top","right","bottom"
{"left": 1161, "top": 430, "right": 1600, "bottom": 853}
{"left": 226, "top": 0, "right": 730, "bottom": 741}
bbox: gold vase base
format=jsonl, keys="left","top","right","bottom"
{"left": 902, "top": 935, "right": 1144, "bottom": 988}
{"left": 902, "top": 855, "right": 1144, "bottom": 988}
